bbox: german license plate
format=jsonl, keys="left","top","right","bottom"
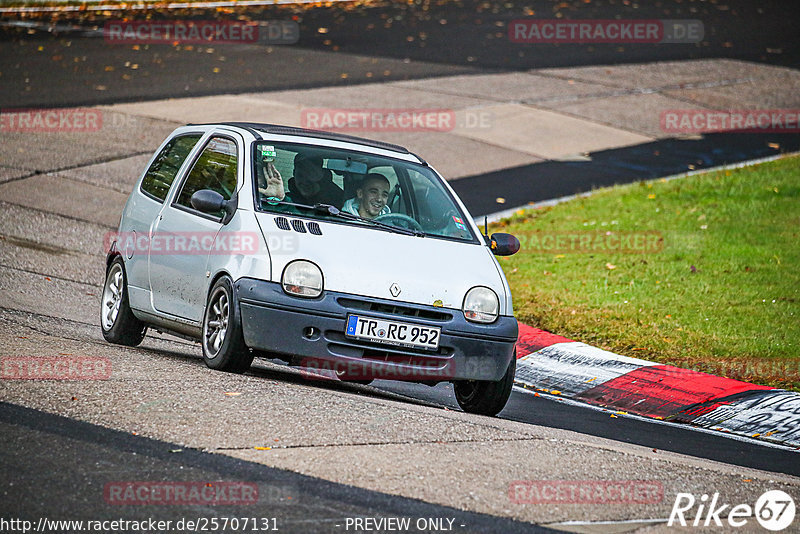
{"left": 345, "top": 315, "right": 440, "bottom": 350}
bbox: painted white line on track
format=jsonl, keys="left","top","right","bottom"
{"left": 511, "top": 386, "right": 800, "bottom": 453}
{"left": 547, "top": 518, "right": 668, "bottom": 527}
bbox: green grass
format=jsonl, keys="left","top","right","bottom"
{"left": 494, "top": 155, "right": 800, "bottom": 390}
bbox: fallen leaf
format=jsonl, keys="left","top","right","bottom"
{"left": 605, "top": 262, "right": 616, "bottom": 270}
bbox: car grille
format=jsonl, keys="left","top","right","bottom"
{"left": 336, "top": 297, "right": 452, "bottom": 322}
{"left": 324, "top": 330, "right": 454, "bottom": 363}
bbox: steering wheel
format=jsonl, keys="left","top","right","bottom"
{"left": 375, "top": 213, "right": 424, "bottom": 232}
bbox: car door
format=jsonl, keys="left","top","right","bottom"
{"left": 123, "top": 132, "right": 203, "bottom": 303}
{"left": 149, "top": 134, "right": 241, "bottom": 322}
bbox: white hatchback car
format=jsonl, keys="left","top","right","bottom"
{"left": 101, "top": 123, "right": 520, "bottom": 415}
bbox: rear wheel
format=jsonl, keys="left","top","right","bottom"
{"left": 202, "top": 277, "right": 253, "bottom": 373}
{"left": 101, "top": 257, "right": 146, "bottom": 346}
{"left": 453, "top": 354, "right": 516, "bottom": 416}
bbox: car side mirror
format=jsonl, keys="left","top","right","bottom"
{"left": 190, "top": 189, "right": 237, "bottom": 224}
{"left": 489, "top": 233, "right": 520, "bottom": 256}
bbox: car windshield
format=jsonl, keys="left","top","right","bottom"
{"left": 252, "top": 141, "right": 477, "bottom": 242}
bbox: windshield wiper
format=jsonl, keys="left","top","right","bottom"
{"left": 261, "top": 198, "right": 423, "bottom": 237}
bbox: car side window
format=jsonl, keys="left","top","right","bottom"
{"left": 140, "top": 134, "right": 202, "bottom": 202}
{"left": 175, "top": 137, "right": 238, "bottom": 210}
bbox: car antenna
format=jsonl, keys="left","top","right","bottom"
{"left": 484, "top": 215, "right": 488, "bottom": 238}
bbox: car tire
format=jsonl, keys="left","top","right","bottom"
{"left": 202, "top": 277, "right": 254, "bottom": 373}
{"left": 101, "top": 257, "right": 147, "bottom": 346}
{"left": 453, "top": 353, "right": 516, "bottom": 417}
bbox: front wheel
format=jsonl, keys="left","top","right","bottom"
{"left": 101, "top": 257, "right": 146, "bottom": 346}
{"left": 202, "top": 277, "right": 253, "bottom": 373}
{"left": 453, "top": 354, "right": 516, "bottom": 416}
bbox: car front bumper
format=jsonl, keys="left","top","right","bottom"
{"left": 235, "top": 278, "right": 517, "bottom": 382}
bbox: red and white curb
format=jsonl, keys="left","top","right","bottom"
{"left": 514, "top": 323, "right": 800, "bottom": 448}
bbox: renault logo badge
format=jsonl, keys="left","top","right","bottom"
{"left": 389, "top": 283, "right": 401, "bottom": 297}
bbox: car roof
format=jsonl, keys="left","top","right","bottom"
{"left": 189, "top": 122, "right": 414, "bottom": 157}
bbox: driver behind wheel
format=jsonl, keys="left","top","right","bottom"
{"left": 341, "top": 173, "right": 391, "bottom": 219}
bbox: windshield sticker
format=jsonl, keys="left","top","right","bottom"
{"left": 260, "top": 145, "right": 277, "bottom": 161}
{"left": 453, "top": 216, "right": 467, "bottom": 231}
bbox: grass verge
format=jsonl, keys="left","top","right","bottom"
{"left": 494, "top": 154, "right": 800, "bottom": 391}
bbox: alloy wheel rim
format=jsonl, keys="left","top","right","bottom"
{"left": 101, "top": 263, "right": 123, "bottom": 331}
{"left": 204, "top": 288, "right": 229, "bottom": 359}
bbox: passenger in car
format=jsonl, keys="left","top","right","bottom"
{"left": 285, "top": 154, "right": 344, "bottom": 207}
{"left": 341, "top": 173, "right": 391, "bottom": 219}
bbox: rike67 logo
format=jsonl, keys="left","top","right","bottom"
{"left": 669, "top": 490, "right": 795, "bottom": 531}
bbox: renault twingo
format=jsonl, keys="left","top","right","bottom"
{"left": 102, "top": 123, "right": 520, "bottom": 416}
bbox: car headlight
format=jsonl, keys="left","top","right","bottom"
{"left": 282, "top": 260, "right": 323, "bottom": 298}
{"left": 462, "top": 286, "right": 499, "bottom": 323}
